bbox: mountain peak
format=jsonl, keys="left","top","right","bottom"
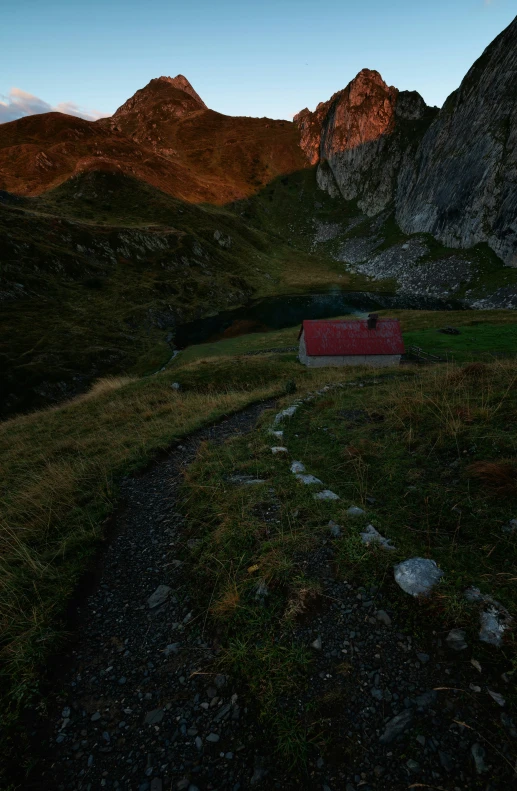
{"left": 352, "top": 68, "right": 388, "bottom": 87}
{"left": 155, "top": 75, "right": 207, "bottom": 108}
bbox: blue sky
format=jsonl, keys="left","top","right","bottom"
{"left": 1, "top": 0, "right": 516, "bottom": 122}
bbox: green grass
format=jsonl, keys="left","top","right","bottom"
{"left": 404, "top": 324, "right": 517, "bottom": 362}
{"left": 182, "top": 359, "right": 517, "bottom": 765}
{"left": 175, "top": 325, "right": 301, "bottom": 364}
{"left": 171, "top": 309, "right": 517, "bottom": 368}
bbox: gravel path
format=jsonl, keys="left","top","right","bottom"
{"left": 26, "top": 398, "right": 516, "bottom": 791}
{"left": 29, "top": 401, "right": 277, "bottom": 791}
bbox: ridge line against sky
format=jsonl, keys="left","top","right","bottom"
{"left": 1, "top": 0, "right": 516, "bottom": 125}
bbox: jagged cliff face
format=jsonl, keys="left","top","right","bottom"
{"left": 295, "top": 70, "right": 435, "bottom": 215}
{"left": 396, "top": 17, "right": 517, "bottom": 267}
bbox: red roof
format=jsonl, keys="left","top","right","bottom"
{"left": 302, "top": 319, "right": 404, "bottom": 356}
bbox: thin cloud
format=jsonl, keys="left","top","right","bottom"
{"left": 0, "top": 87, "right": 108, "bottom": 124}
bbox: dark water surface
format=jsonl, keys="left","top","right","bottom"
{"left": 174, "top": 290, "right": 463, "bottom": 348}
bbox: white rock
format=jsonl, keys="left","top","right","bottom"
{"left": 394, "top": 558, "right": 444, "bottom": 597}
{"left": 311, "top": 636, "right": 322, "bottom": 650}
{"left": 273, "top": 405, "right": 298, "bottom": 425}
{"left": 488, "top": 689, "right": 505, "bottom": 707}
{"left": 271, "top": 446, "right": 288, "bottom": 454}
{"left": 228, "top": 475, "right": 266, "bottom": 485}
{"left": 360, "top": 524, "right": 395, "bottom": 550}
{"left": 465, "top": 587, "right": 513, "bottom": 647}
{"left": 296, "top": 474, "right": 323, "bottom": 485}
{"left": 314, "top": 490, "right": 340, "bottom": 501}
{"left": 269, "top": 429, "right": 284, "bottom": 438}
{"left": 290, "top": 461, "right": 306, "bottom": 473}
{"left": 328, "top": 520, "right": 341, "bottom": 537}
{"left": 347, "top": 506, "right": 365, "bottom": 517}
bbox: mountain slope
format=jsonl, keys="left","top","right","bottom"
{"left": 0, "top": 168, "right": 352, "bottom": 416}
{"left": 396, "top": 16, "right": 517, "bottom": 266}
{"left": 0, "top": 76, "right": 308, "bottom": 204}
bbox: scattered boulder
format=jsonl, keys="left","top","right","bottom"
{"left": 360, "top": 524, "right": 395, "bottom": 550}
{"left": 311, "top": 636, "right": 322, "bottom": 650}
{"left": 328, "top": 520, "right": 342, "bottom": 537}
{"left": 273, "top": 405, "right": 298, "bottom": 425}
{"left": 488, "top": 689, "right": 505, "bottom": 707}
{"left": 314, "top": 489, "right": 340, "bottom": 501}
{"left": 148, "top": 585, "right": 171, "bottom": 609}
{"left": 254, "top": 581, "right": 269, "bottom": 601}
{"left": 271, "top": 446, "right": 288, "bottom": 454}
{"left": 347, "top": 505, "right": 365, "bottom": 517}
{"left": 471, "top": 743, "right": 489, "bottom": 774}
{"left": 446, "top": 628, "right": 468, "bottom": 651}
{"left": 290, "top": 461, "right": 306, "bottom": 473}
{"left": 296, "top": 473, "right": 323, "bottom": 485}
{"left": 465, "top": 587, "right": 513, "bottom": 646}
{"left": 228, "top": 474, "right": 266, "bottom": 485}
{"left": 375, "top": 609, "right": 392, "bottom": 626}
{"left": 379, "top": 709, "right": 413, "bottom": 743}
{"left": 394, "top": 557, "right": 443, "bottom": 597}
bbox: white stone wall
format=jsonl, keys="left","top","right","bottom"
{"left": 299, "top": 333, "right": 400, "bottom": 368}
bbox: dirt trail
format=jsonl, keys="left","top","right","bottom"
{"left": 29, "top": 400, "right": 276, "bottom": 791}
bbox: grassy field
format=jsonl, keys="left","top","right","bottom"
{"left": 182, "top": 359, "right": 517, "bottom": 761}
{"left": 170, "top": 308, "right": 517, "bottom": 368}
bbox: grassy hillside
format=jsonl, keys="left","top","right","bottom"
{"left": 1, "top": 170, "right": 374, "bottom": 416}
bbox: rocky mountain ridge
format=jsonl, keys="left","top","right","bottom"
{"left": 295, "top": 69, "right": 436, "bottom": 217}
{"left": 0, "top": 75, "right": 306, "bottom": 204}
{"left": 1, "top": 16, "right": 517, "bottom": 268}
{"left": 295, "top": 17, "right": 517, "bottom": 266}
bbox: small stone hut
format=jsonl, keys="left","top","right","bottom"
{"left": 298, "top": 315, "right": 404, "bottom": 368}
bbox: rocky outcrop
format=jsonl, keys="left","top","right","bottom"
{"left": 295, "top": 70, "right": 436, "bottom": 215}
{"left": 396, "top": 17, "right": 517, "bottom": 267}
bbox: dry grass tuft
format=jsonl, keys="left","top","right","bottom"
{"left": 449, "top": 362, "right": 489, "bottom": 383}
{"left": 211, "top": 583, "right": 241, "bottom": 618}
{"left": 467, "top": 460, "right": 517, "bottom": 496}
{"left": 283, "top": 583, "right": 322, "bottom": 622}
{"left": 74, "top": 376, "right": 137, "bottom": 402}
